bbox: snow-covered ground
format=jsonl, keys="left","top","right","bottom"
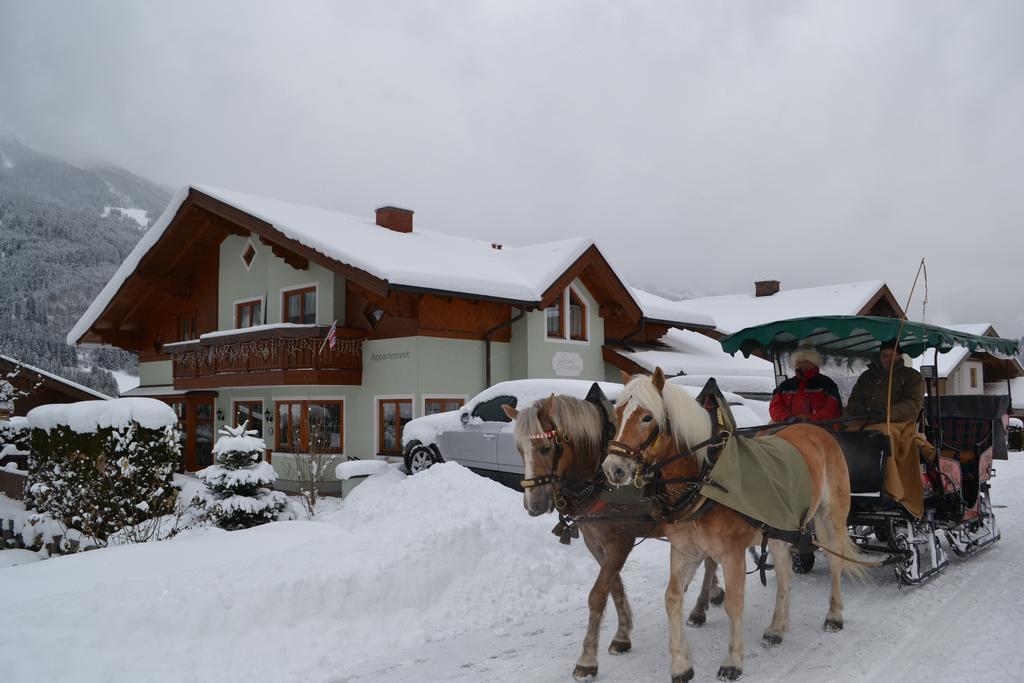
{"left": 2, "top": 457, "right": 1024, "bottom": 683}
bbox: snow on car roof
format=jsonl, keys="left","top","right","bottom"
{"left": 463, "top": 379, "right": 623, "bottom": 413}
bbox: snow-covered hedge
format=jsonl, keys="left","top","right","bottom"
{"left": 25, "top": 399, "right": 180, "bottom": 542}
{"left": 193, "top": 422, "right": 287, "bottom": 530}
{"left": 0, "top": 416, "right": 31, "bottom": 463}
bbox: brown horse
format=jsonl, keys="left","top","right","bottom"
{"left": 603, "top": 369, "right": 868, "bottom": 682}
{"left": 505, "top": 393, "right": 724, "bottom": 681}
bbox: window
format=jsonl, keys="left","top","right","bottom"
{"left": 424, "top": 397, "right": 465, "bottom": 415}
{"left": 233, "top": 400, "right": 264, "bottom": 436}
{"left": 969, "top": 367, "right": 978, "bottom": 389}
{"left": 378, "top": 398, "right": 413, "bottom": 454}
{"left": 241, "top": 240, "right": 257, "bottom": 269}
{"left": 568, "top": 288, "right": 587, "bottom": 341}
{"left": 235, "top": 299, "right": 263, "bottom": 328}
{"left": 545, "top": 295, "right": 563, "bottom": 338}
{"left": 177, "top": 313, "right": 197, "bottom": 341}
{"left": 282, "top": 286, "right": 317, "bottom": 324}
{"left": 275, "top": 400, "right": 344, "bottom": 453}
{"left": 471, "top": 395, "right": 518, "bottom": 423}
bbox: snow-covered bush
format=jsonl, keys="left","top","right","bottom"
{"left": 25, "top": 399, "right": 180, "bottom": 543}
{"left": 0, "top": 416, "right": 31, "bottom": 464}
{"left": 193, "top": 422, "right": 287, "bottom": 530}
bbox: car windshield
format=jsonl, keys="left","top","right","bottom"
{"left": 470, "top": 395, "right": 518, "bottom": 423}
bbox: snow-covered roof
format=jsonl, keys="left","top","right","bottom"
{"left": 617, "top": 329, "right": 772, "bottom": 377}
{"left": 0, "top": 354, "right": 111, "bottom": 401}
{"left": 629, "top": 289, "right": 715, "bottom": 329}
{"left": 673, "top": 281, "right": 891, "bottom": 334}
{"left": 910, "top": 323, "right": 1019, "bottom": 379}
{"left": 26, "top": 398, "right": 177, "bottom": 434}
{"left": 69, "top": 185, "right": 712, "bottom": 345}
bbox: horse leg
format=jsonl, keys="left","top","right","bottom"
{"left": 717, "top": 549, "right": 747, "bottom": 681}
{"left": 607, "top": 571, "right": 634, "bottom": 654}
{"left": 762, "top": 538, "right": 793, "bottom": 647}
{"left": 687, "top": 557, "right": 719, "bottom": 627}
{"left": 573, "top": 544, "right": 630, "bottom": 680}
{"left": 667, "top": 545, "right": 703, "bottom": 682}
{"left": 815, "top": 505, "right": 850, "bottom": 632}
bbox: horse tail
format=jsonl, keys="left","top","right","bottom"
{"left": 813, "top": 518, "right": 872, "bottom": 582}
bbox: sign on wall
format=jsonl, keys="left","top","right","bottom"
{"left": 552, "top": 351, "right": 583, "bottom": 377}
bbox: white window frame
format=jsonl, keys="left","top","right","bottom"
{"left": 269, "top": 394, "right": 347, "bottom": 457}
{"left": 421, "top": 393, "right": 469, "bottom": 417}
{"left": 543, "top": 284, "right": 592, "bottom": 346}
{"left": 374, "top": 393, "right": 416, "bottom": 456}
{"left": 240, "top": 237, "right": 258, "bottom": 271}
{"left": 233, "top": 296, "right": 265, "bottom": 329}
{"left": 279, "top": 281, "right": 319, "bottom": 325}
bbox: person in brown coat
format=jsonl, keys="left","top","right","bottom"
{"left": 846, "top": 340, "right": 924, "bottom": 422}
{"left": 846, "top": 339, "right": 931, "bottom": 517}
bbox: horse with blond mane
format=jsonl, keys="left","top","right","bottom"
{"left": 603, "top": 369, "right": 869, "bottom": 682}
{"left": 504, "top": 390, "right": 724, "bottom": 681}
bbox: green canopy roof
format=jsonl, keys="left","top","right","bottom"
{"left": 720, "top": 315, "right": 1020, "bottom": 360}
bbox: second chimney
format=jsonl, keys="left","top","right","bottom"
{"left": 755, "top": 279, "right": 780, "bottom": 297}
{"left": 375, "top": 206, "right": 413, "bottom": 233}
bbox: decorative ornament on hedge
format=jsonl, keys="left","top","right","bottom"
{"left": 193, "top": 421, "right": 287, "bottom": 530}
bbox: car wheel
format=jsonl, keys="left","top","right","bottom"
{"left": 406, "top": 444, "right": 439, "bottom": 474}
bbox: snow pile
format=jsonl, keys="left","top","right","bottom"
{"left": 334, "top": 458, "right": 391, "bottom": 479}
{"left": 26, "top": 398, "right": 176, "bottom": 433}
{"left": 0, "top": 462, "right": 597, "bottom": 683}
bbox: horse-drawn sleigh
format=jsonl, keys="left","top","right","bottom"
{"left": 506, "top": 315, "right": 1018, "bottom": 681}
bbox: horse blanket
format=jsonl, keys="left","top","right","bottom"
{"left": 700, "top": 433, "right": 813, "bottom": 533}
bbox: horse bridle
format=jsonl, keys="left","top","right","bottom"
{"left": 520, "top": 425, "right": 570, "bottom": 490}
{"left": 607, "top": 416, "right": 728, "bottom": 490}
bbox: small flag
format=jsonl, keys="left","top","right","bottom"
{"left": 319, "top": 320, "right": 338, "bottom": 354}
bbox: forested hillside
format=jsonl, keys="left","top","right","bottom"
{"left": 0, "top": 137, "right": 169, "bottom": 396}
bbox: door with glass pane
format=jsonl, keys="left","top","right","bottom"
{"left": 194, "top": 399, "right": 215, "bottom": 469}
{"left": 378, "top": 398, "right": 413, "bottom": 455}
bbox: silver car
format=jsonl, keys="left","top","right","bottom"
{"left": 401, "top": 379, "right": 622, "bottom": 488}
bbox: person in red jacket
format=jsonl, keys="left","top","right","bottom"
{"left": 769, "top": 344, "right": 843, "bottom": 423}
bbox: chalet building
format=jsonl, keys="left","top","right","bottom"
{"left": 0, "top": 354, "right": 110, "bottom": 418}
{"left": 606, "top": 280, "right": 906, "bottom": 399}
{"left": 68, "top": 185, "right": 710, "bottom": 492}
{"left": 910, "top": 324, "right": 1024, "bottom": 397}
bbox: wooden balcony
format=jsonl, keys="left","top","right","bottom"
{"left": 167, "top": 324, "right": 364, "bottom": 390}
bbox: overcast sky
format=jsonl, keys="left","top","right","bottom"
{"left": 1, "top": 1, "right": 1022, "bottom": 337}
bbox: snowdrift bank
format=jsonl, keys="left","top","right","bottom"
{"left": 0, "top": 463, "right": 595, "bottom": 683}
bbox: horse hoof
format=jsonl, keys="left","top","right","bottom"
{"left": 761, "top": 632, "right": 783, "bottom": 648}
{"left": 672, "top": 669, "right": 695, "bottom": 683}
{"left": 573, "top": 664, "right": 598, "bottom": 680}
{"left": 717, "top": 666, "right": 743, "bottom": 681}
{"left": 823, "top": 618, "right": 844, "bottom": 632}
{"left": 687, "top": 613, "right": 707, "bottom": 627}
{"left": 608, "top": 639, "right": 632, "bottom": 655}
{"left": 710, "top": 588, "right": 725, "bottom": 607}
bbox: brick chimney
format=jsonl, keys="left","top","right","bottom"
{"left": 375, "top": 206, "right": 413, "bottom": 233}
{"left": 755, "top": 279, "right": 780, "bottom": 297}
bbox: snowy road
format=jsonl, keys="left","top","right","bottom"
{"left": 2, "top": 459, "right": 1023, "bottom": 683}
{"left": 345, "top": 459, "right": 1024, "bottom": 683}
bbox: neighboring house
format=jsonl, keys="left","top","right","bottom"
{"left": 68, "top": 185, "right": 710, "bottom": 492}
{"left": 908, "top": 323, "right": 1024, "bottom": 397}
{"left": 0, "top": 354, "right": 111, "bottom": 418}
{"left": 605, "top": 281, "right": 905, "bottom": 400}
{"left": 671, "top": 279, "right": 905, "bottom": 335}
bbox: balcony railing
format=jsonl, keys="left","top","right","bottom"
{"left": 167, "top": 324, "right": 364, "bottom": 389}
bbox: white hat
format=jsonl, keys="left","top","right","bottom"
{"left": 791, "top": 344, "right": 822, "bottom": 368}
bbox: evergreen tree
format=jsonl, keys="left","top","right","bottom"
{"left": 193, "top": 421, "right": 287, "bottom": 530}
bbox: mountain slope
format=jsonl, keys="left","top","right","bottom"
{"left": 0, "top": 137, "right": 170, "bottom": 397}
